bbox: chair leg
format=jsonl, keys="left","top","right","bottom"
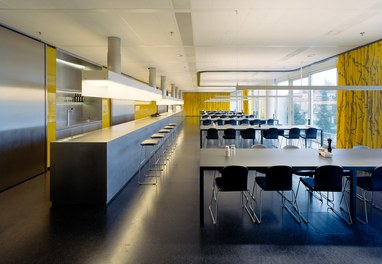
{"left": 208, "top": 187, "right": 218, "bottom": 224}
{"left": 249, "top": 184, "right": 261, "bottom": 223}
{"left": 361, "top": 189, "right": 369, "bottom": 224}
{"left": 280, "top": 190, "right": 306, "bottom": 224}
{"left": 242, "top": 191, "right": 257, "bottom": 223}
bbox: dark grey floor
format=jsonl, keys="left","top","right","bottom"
{"left": 1, "top": 117, "right": 382, "bottom": 264}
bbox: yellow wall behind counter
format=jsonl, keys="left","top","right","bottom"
{"left": 183, "top": 92, "right": 230, "bottom": 116}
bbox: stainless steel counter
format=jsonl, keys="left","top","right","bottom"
{"left": 50, "top": 110, "right": 184, "bottom": 206}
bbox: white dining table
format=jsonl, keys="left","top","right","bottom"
{"left": 199, "top": 148, "right": 382, "bottom": 225}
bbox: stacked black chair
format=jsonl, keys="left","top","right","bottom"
{"left": 205, "top": 127, "right": 220, "bottom": 148}
{"left": 251, "top": 165, "right": 303, "bottom": 224}
{"left": 281, "top": 127, "right": 301, "bottom": 147}
{"left": 262, "top": 127, "right": 279, "bottom": 148}
{"left": 223, "top": 128, "right": 236, "bottom": 146}
{"left": 240, "top": 127, "right": 256, "bottom": 147}
{"left": 209, "top": 166, "right": 255, "bottom": 224}
{"left": 202, "top": 119, "right": 213, "bottom": 126}
{"left": 297, "top": 165, "right": 352, "bottom": 224}
{"left": 300, "top": 127, "right": 317, "bottom": 148}
{"left": 355, "top": 166, "right": 382, "bottom": 224}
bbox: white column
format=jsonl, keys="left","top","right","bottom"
{"left": 107, "top": 37, "right": 121, "bottom": 73}
{"left": 175, "top": 87, "right": 179, "bottom": 99}
{"left": 171, "top": 84, "right": 176, "bottom": 97}
{"left": 149, "top": 67, "right": 156, "bottom": 88}
{"left": 160, "top": 76, "right": 166, "bottom": 96}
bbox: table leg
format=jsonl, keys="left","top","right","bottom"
{"left": 200, "top": 167, "right": 204, "bottom": 225}
{"left": 200, "top": 130, "right": 203, "bottom": 148}
{"left": 349, "top": 170, "right": 357, "bottom": 223}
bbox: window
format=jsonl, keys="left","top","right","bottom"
{"left": 311, "top": 68, "right": 337, "bottom": 144}
{"left": 292, "top": 78, "right": 309, "bottom": 125}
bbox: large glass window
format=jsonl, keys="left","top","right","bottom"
{"left": 292, "top": 78, "right": 309, "bottom": 125}
{"left": 311, "top": 68, "right": 337, "bottom": 144}
{"left": 244, "top": 67, "right": 337, "bottom": 147}
{"left": 276, "top": 81, "right": 289, "bottom": 124}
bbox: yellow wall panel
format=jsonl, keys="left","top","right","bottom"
{"left": 183, "top": 92, "right": 230, "bottom": 116}
{"left": 134, "top": 101, "right": 157, "bottom": 120}
{"left": 242, "top": 90, "right": 249, "bottom": 114}
{"left": 337, "top": 40, "right": 382, "bottom": 148}
{"left": 46, "top": 46, "right": 56, "bottom": 168}
{"left": 102, "top": 98, "right": 111, "bottom": 128}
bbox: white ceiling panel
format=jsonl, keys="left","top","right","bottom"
{"left": 0, "top": 0, "right": 381, "bottom": 91}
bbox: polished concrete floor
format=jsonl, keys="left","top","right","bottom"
{"left": 1, "top": 117, "right": 382, "bottom": 264}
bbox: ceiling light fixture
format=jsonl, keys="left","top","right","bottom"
{"left": 82, "top": 70, "right": 162, "bottom": 101}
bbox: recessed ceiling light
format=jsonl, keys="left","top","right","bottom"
{"left": 177, "top": 54, "right": 183, "bottom": 57}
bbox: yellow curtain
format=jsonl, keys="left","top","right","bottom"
{"left": 337, "top": 40, "right": 382, "bottom": 148}
{"left": 183, "top": 92, "right": 230, "bottom": 116}
{"left": 242, "top": 90, "right": 249, "bottom": 114}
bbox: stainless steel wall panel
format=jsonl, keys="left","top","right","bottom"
{"left": 0, "top": 26, "right": 46, "bottom": 191}
{"left": 111, "top": 99, "right": 135, "bottom": 125}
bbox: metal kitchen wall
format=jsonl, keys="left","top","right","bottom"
{"left": 0, "top": 26, "right": 46, "bottom": 191}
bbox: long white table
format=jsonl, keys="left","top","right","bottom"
{"left": 200, "top": 124, "right": 323, "bottom": 147}
{"left": 199, "top": 148, "right": 382, "bottom": 225}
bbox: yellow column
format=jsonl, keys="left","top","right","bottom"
{"left": 46, "top": 46, "right": 56, "bottom": 167}
{"left": 102, "top": 98, "right": 112, "bottom": 128}
{"left": 243, "top": 90, "right": 249, "bottom": 114}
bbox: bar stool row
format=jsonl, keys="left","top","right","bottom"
{"left": 138, "top": 123, "right": 178, "bottom": 185}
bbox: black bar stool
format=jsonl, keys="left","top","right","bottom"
{"left": 138, "top": 139, "right": 159, "bottom": 185}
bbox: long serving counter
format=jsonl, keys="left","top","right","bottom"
{"left": 50, "top": 110, "right": 184, "bottom": 206}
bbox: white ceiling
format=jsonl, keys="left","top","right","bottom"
{"left": 0, "top": 0, "right": 381, "bottom": 92}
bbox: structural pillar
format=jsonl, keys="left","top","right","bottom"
{"left": 149, "top": 67, "right": 156, "bottom": 88}
{"left": 160, "top": 76, "right": 166, "bottom": 96}
{"left": 171, "top": 84, "right": 176, "bottom": 97}
{"left": 107, "top": 37, "right": 121, "bottom": 73}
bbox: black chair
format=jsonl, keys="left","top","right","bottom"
{"left": 356, "top": 166, "right": 382, "bottom": 224}
{"left": 227, "top": 119, "right": 237, "bottom": 126}
{"left": 267, "top": 119, "right": 276, "bottom": 125}
{"left": 215, "top": 119, "right": 224, "bottom": 126}
{"left": 240, "top": 119, "right": 249, "bottom": 125}
{"left": 297, "top": 165, "right": 352, "bottom": 224}
{"left": 262, "top": 127, "right": 279, "bottom": 148}
{"left": 300, "top": 128, "right": 317, "bottom": 148}
{"left": 223, "top": 128, "right": 236, "bottom": 146}
{"left": 209, "top": 166, "right": 255, "bottom": 224}
{"left": 205, "top": 128, "right": 220, "bottom": 148}
{"left": 250, "top": 119, "right": 261, "bottom": 126}
{"left": 240, "top": 128, "right": 256, "bottom": 147}
{"left": 251, "top": 166, "right": 303, "bottom": 224}
{"left": 202, "top": 119, "right": 213, "bottom": 126}
{"left": 282, "top": 127, "right": 301, "bottom": 147}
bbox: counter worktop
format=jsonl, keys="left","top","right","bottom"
{"left": 55, "top": 111, "right": 182, "bottom": 143}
